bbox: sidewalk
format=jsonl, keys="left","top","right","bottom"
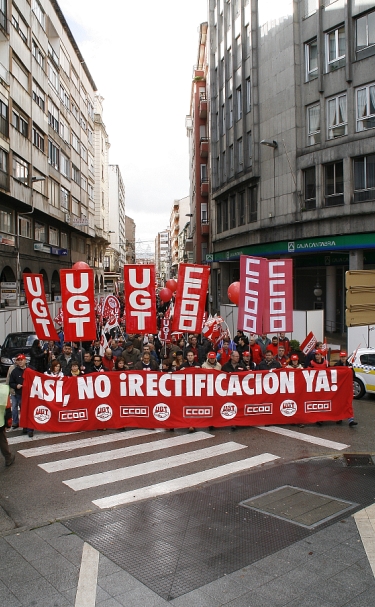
{"left": 0, "top": 456, "right": 374, "bottom": 606}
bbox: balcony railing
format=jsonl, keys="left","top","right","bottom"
{"left": 0, "top": 114, "right": 8, "bottom": 138}
{"left": 0, "top": 169, "right": 10, "bottom": 191}
{"left": 0, "top": 62, "right": 9, "bottom": 85}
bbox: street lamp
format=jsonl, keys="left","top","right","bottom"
{"left": 260, "top": 139, "right": 278, "bottom": 149}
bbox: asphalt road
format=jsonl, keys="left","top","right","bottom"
{"left": 1, "top": 394, "right": 373, "bottom": 531}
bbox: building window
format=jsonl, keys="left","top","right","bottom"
{"left": 81, "top": 114, "right": 87, "bottom": 132}
{"left": 354, "top": 154, "right": 375, "bottom": 203}
{"left": 34, "top": 221, "right": 46, "bottom": 242}
{"left": 32, "top": 80, "right": 45, "bottom": 111}
{"left": 88, "top": 183, "right": 94, "bottom": 200}
{"left": 356, "top": 10, "right": 375, "bottom": 57}
{"left": 60, "top": 152, "right": 69, "bottom": 177}
{"left": 33, "top": 125, "right": 44, "bottom": 152}
{"left": 71, "top": 196, "right": 80, "bottom": 216}
{"left": 61, "top": 232, "right": 68, "bottom": 249}
{"left": 221, "top": 150, "right": 226, "bottom": 180}
{"left": 236, "top": 35, "right": 241, "bottom": 66}
{"left": 0, "top": 208, "right": 12, "bottom": 233}
{"left": 71, "top": 131, "right": 80, "bottom": 153}
{"left": 72, "top": 164, "right": 80, "bottom": 185}
{"left": 60, "top": 84, "right": 70, "bottom": 110}
{"left": 0, "top": 100, "right": 8, "bottom": 138}
{"left": 324, "top": 161, "right": 344, "bottom": 206}
{"left": 304, "top": 167, "right": 316, "bottom": 209}
{"left": 87, "top": 127, "right": 93, "bottom": 145}
{"left": 327, "top": 94, "right": 347, "bottom": 139}
{"left": 229, "top": 144, "right": 234, "bottom": 175}
{"left": 60, "top": 48, "right": 69, "bottom": 76}
{"left": 305, "top": 0, "right": 317, "bottom": 18}
{"left": 12, "top": 7, "right": 28, "bottom": 44}
{"left": 81, "top": 175, "right": 87, "bottom": 191}
{"left": 356, "top": 83, "right": 375, "bottom": 131}
{"left": 48, "top": 178, "right": 59, "bottom": 207}
{"left": 221, "top": 103, "right": 226, "bottom": 134}
{"left": 81, "top": 144, "right": 87, "bottom": 163}
{"left": 305, "top": 39, "right": 318, "bottom": 80}
{"left": 248, "top": 187, "right": 257, "bottom": 223}
{"left": 12, "top": 155, "right": 28, "bottom": 184}
{"left": 246, "top": 25, "right": 251, "bottom": 56}
{"left": 246, "top": 78, "right": 251, "bottom": 113}
{"left": 32, "top": 0, "right": 45, "bottom": 28}
{"left": 47, "top": 61, "right": 58, "bottom": 91}
{"left": 71, "top": 68, "right": 79, "bottom": 89}
{"left": 307, "top": 104, "right": 320, "bottom": 145}
{"left": 236, "top": 86, "right": 242, "bottom": 120}
{"left": 246, "top": 131, "right": 252, "bottom": 167}
{"left": 60, "top": 186, "right": 69, "bottom": 210}
{"left": 237, "top": 137, "right": 243, "bottom": 169}
{"left": 32, "top": 39, "right": 44, "bottom": 68}
{"left": 0, "top": 148, "right": 8, "bottom": 190}
{"left": 49, "top": 227, "right": 59, "bottom": 246}
{"left": 201, "top": 202, "right": 208, "bottom": 223}
{"left": 222, "top": 199, "right": 228, "bottom": 231}
{"left": 88, "top": 153, "right": 94, "bottom": 175}
{"left": 48, "top": 99, "right": 59, "bottom": 132}
{"left": 18, "top": 216, "right": 31, "bottom": 238}
{"left": 48, "top": 140, "right": 59, "bottom": 170}
{"left": 326, "top": 26, "right": 345, "bottom": 70}
{"left": 238, "top": 191, "right": 245, "bottom": 225}
{"left": 12, "top": 56, "right": 29, "bottom": 90}
{"left": 48, "top": 42, "right": 59, "bottom": 67}
{"left": 12, "top": 108, "right": 28, "bottom": 137}
{"left": 60, "top": 118, "right": 69, "bottom": 143}
{"left": 200, "top": 164, "right": 207, "bottom": 183}
{"left": 71, "top": 101, "right": 79, "bottom": 121}
{"left": 87, "top": 100, "right": 94, "bottom": 121}
{"left": 228, "top": 95, "right": 233, "bottom": 128}
{"left": 230, "top": 195, "right": 236, "bottom": 229}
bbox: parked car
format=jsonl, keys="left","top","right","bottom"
{"left": 349, "top": 347, "right": 375, "bottom": 399}
{"left": 0, "top": 332, "right": 38, "bottom": 375}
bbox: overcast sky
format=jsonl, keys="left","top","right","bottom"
{"left": 57, "top": 0, "right": 208, "bottom": 254}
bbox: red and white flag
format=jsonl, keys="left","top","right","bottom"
{"left": 124, "top": 265, "right": 157, "bottom": 334}
{"left": 23, "top": 273, "right": 59, "bottom": 340}
{"left": 238, "top": 256, "right": 267, "bottom": 335}
{"left": 53, "top": 307, "right": 63, "bottom": 325}
{"left": 172, "top": 264, "right": 210, "bottom": 333}
{"left": 60, "top": 268, "right": 96, "bottom": 341}
{"left": 300, "top": 331, "right": 317, "bottom": 355}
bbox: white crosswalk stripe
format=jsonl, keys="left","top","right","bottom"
{"left": 63, "top": 442, "right": 248, "bottom": 491}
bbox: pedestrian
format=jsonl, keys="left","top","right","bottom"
{"left": 256, "top": 333, "right": 271, "bottom": 355}
{"left": 6, "top": 361, "right": 17, "bottom": 428}
{"left": 286, "top": 354, "right": 303, "bottom": 369}
{"left": 44, "top": 360, "right": 64, "bottom": 377}
{"left": 216, "top": 339, "right": 232, "bottom": 366}
{"left": 101, "top": 348, "right": 116, "bottom": 371}
{"left": 275, "top": 345, "right": 289, "bottom": 367}
{"left": 221, "top": 351, "right": 247, "bottom": 372}
{"left": 114, "top": 357, "right": 127, "bottom": 371}
{"left": 169, "top": 350, "right": 186, "bottom": 371}
{"left": 134, "top": 352, "right": 159, "bottom": 371}
{"left": 241, "top": 350, "right": 256, "bottom": 370}
{"left": 0, "top": 386, "right": 15, "bottom": 467}
{"left": 92, "top": 355, "right": 104, "bottom": 372}
{"left": 80, "top": 352, "right": 95, "bottom": 374}
{"left": 122, "top": 341, "right": 141, "bottom": 369}
{"left": 57, "top": 343, "right": 78, "bottom": 375}
{"left": 257, "top": 350, "right": 282, "bottom": 370}
{"left": 67, "top": 361, "right": 83, "bottom": 377}
{"left": 268, "top": 336, "right": 280, "bottom": 356}
{"left": 29, "top": 339, "right": 48, "bottom": 373}
{"left": 308, "top": 349, "right": 328, "bottom": 369}
{"left": 9, "top": 354, "right": 33, "bottom": 437}
{"left": 249, "top": 336, "right": 263, "bottom": 365}
{"left": 202, "top": 351, "right": 222, "bottom": 370}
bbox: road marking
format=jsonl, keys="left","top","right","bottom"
{"left": 18, "top": 429, "right": 162, "bottom": 457}
{"left": 7, "top": 432, "right": 78, "bottom": 446}
{"left": 93, "top": 453, "right": 280, "bottom": 509}
{"left": 75, "top": 543, "right": 99, "bottom": 607}
{"left": 63, "top": 442, "right": 247, "bottom": 491}
{"left": 39, "top": 431, "right": 214, "bottom": 473}
{"left": 257, "top": 426, "right": 349, "bottom": 451}
{"left": 354, "top": 504, "right": 375, "bottom": 578}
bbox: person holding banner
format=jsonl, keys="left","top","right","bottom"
{"left": 241, "top": 351, "right": 256, "bottom": 371}
{"left": 202, "top": 352, "right": 222, "bottom": 371}
{"left": 308, "top": 349, "right": 328, "bottom": 369}
{"left": 44, "top": 360, "right": 64, "bottom": 378}
{"left": 134, "top": 352, "right": 159, "bottom": 371}
{"left": 287, "top": 354, "right": 303, "bottom": 369}
{"left": 222, "top": 351, "right": 247, "bottom": 373}
{"left": 257, "top": 350, "right": 282, "bottom": 370}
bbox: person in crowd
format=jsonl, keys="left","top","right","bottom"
{"left": 286, "top": 354, "right": 303, "bottom": 369}
{"left": 334, "top": 351, "right": 358, "bottom": 427}
{"left": 236, "top": 336, "right": 249, "bottom": 360}
{"left": 257, "top": 350, "right": 282, "bottom": 370}
{"left": 181, "top": 351, "right": 201, "bottom": 369}
{"left": 89, "top": 339, "right": 101, "bottom": 357}
{"left": 44, "top": 360, "right": 64, "bottom": 377}
{"left": 202, "top": 351, "right": 222, "bottom": 370}
{"left": 216, "top": 339, "right": 232, "bottom": 366}
{"left": 0, "top": 395, "right": 14, "bottom": 467}
{"left": 275, "top": 345, "right": 289, "bottom": 367}
{"left": 56, "top": 327, "right": 64, "bottom": 349}
{"left": 92, "top": 355, "right": 104, "bottom": 372}
{"left": 268, "top": 336, "right": 280, "bottom": 356}
{"left": 29, "top": 339, "right": 48, "bottom": 373}
{"left": 66, "top": 361, "right": 83, "bottom": 377}
{"left": 256, "top": 333, "right": 271, "bottom": 355}
{"left": 123, "top": 341, "right": 141, "bottom": 369}
{"left": 250, "top": 336, "right": 263, "bottom": 365}
{"left": 308, "top": 349, "right": 328, "bottom": 369}
{"left": 234, "top": 330, "right": 249, "bottom": 347}
{"left": 101, "top": 348, "right": 116, "bottom": 371}
{"left": 57, "top": 343, "right": 78, "bottom": 375}
{"left": 304, "top": 341, "right": 323, "bottom": 368}
{"left": 7, "top": 359, "right": 18, "bottom": 428}
{"left": 9, "top": 354, "right": 33, "bottom": 437}
{"left": 80, "top": 352, "right": 95, "bottom": 374}
{"left": 241, "top": 350, "right": 256, "bottom": 370}
{"left": 185, "top": 335, "right": 205, "bottom": 365}
{"left": 114, "top": 357, "right": 127, "bottom": 371}
{"left": 44, "top": 340, "right": 61, "bottom": 366}
{"left": 127, "top": 333, "right": 143, "bottom": 351}
{"left": 134, "top": 351, "right": 159, "bottom": 371}
{"left": 71, "top": 342, "right": 85, "bottom": 366}
{"left": 110, "top": 339, "right": 123, "bottom": 358}
{"left": 279, "top": 332, "right": 290, "bottom": 355}
{"left": 222, "top": 351, "right": 247, "bottom": 373}
{"left": 169, "top": 350, "right": 186, "bottom": 371}
{"left": 143, "top": 343, "right": 159, "bottom": 365}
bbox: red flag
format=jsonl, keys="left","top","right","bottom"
{"left": 172, "top": 264, "right": 210, "bottom": 333}
{"left": 238, "top": 256, "right": 267, "bottom": 334}
{"left": 53, "top": 307, "right": 63, "bottom": 325}
{"left": 263, "top": 260, "right": 294, "bottom": 333}
{"left": 300, "top": 331, "right": 317, "bottom": 355}
{"left": 60, "top": 268, "right": 96, "bottom": 341}
{"left": 23, "top": 274, "right": 59, "bottom": 340}
{"left": 124, "top": 265, "right": 157, "bottom": 334}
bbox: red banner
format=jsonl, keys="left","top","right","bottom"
{"left": 124, "top": 265, "right": 157, "bottom": 334}
{"left": 238, "top": 256, "right": 267, "bottom": 334}
{"left": 20, "top": 367, "right": 353, "bottom": 432}
{"left": 23, "top": 274, "right": 59, "bottom": 341}
{"left": 263, "top": 259, "right": 294, "bottom": 333}
{"left": 60, "top": 269, "right": 96, "bottom": 341}
{"left": 172, "top": 264, "right": 210, "bottom": 333}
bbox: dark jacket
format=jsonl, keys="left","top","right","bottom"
{"left": 57, "top": 353, "right": 78, "bottom": 375}
{"left": 222, "top": 361, "right": 247, "bottom": 372}
{"left": 257, "top": 359, "right": 282, "bottom": 370}
{"left": 134, "top": 358, "right": 159, "bottom": 371}
{"left": 9, "top": 366, "right": 25, "bottom": 396}
{"left": 29, "top": 345, "right": 48, "bottom": 373}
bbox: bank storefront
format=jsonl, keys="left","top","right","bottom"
{"left": 211, "top": 233, "right": 375, "bottom": 334}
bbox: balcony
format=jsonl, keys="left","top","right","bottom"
{"left": 201, "top": 221, "right": 209, "bottom": 235}
{"left": 201, "top": 179, "right": 209, "bottom": 197}
{"left": 0, "top": 63, "right": 9, "bottom": 86}
{"left": 199, "top": 95, "right": 207, "bottom": 119}
{"left": 200, "top": 137, "right": 208, "bottom": 157}
{"left": 0, "top": 169, "right": 9, "bottom": 191}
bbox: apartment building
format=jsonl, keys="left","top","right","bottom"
{"left": 0, "top": 0, "right": 110, "bottom": 304}
{"left": 104, "top": 164, "right": 126, "bottom": 291}
{"left": 169, "top": 195, "right": 191, "bottom": 276}
{"left": 155, "top": 229, "right": 170, "bottom": 285}
{"left": 125, "top": 215, "right": 135, "bottom": 265}
{"left": 208, "top": 0, "right": 375, "bottom": 333}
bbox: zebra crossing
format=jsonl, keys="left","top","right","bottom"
{"left": 14, "top": 425, "right": 350, "bottom": 511}
{"left": 15, "top": 428, "right": 280, "bottom": 510}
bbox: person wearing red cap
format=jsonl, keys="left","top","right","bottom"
{"left": 286, "top": 354, "right": 303, "bottom": 369}
{"left": 202, "top": 352, "right": 222, "bottom": 370}
{"left": 308, "top": 349, "right": 328, "bottom": 369}
{"left": 334, "top": 351, "right": 358, "bottom": 427}
{"left": 9, "top": 355, "right": 34, "bottom": 438}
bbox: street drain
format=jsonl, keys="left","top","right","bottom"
{"left": 344, "top": 454, "right": 374, "bottom": 467}
{"left": 240, "top": 485, "right": 358, "bottom": 529}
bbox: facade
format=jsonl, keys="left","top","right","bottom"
{"left": 0, "top": 0, "right": 111, "bottom": 304}
{"left": 186, "top": 22, "right": 210, "bottom": 265}
{"left": 93, "top": 94, "right": 110, "bottom": 290}
{"left": 169, "top": 195, "right": 191, "bottom": 275}
{"left": 155, "top": 229, "right": 170, "bottom": 285}
{"left": 125, "top": 215, "right": 135, "bottom": 264}
{"left": 208, "top": 0, "right": 375, "bottom": 334}
{"left": 104, "top": 164, "right": 126, "bottom": 291}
